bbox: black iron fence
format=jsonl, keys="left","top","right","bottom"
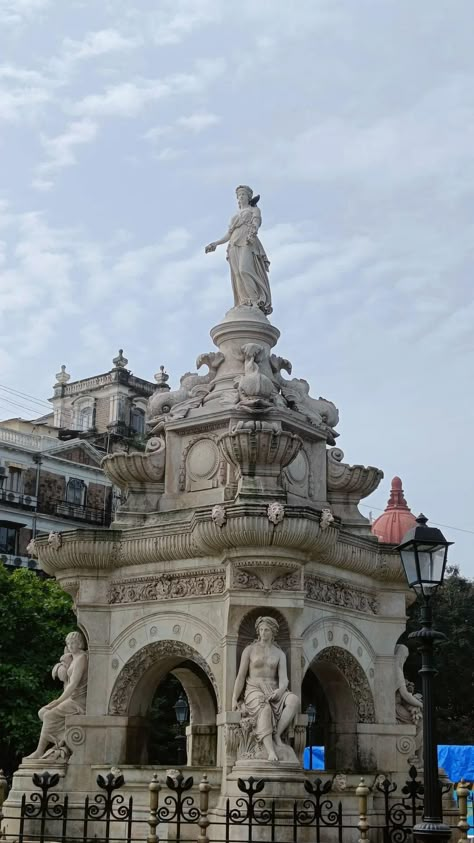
{"left": 0, "top": 766, "right": 471, "bottom": 843}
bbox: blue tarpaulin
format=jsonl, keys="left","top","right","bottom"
{"left": 438, "top": 746, "right": 474, "bottom": 783}
{"left": 303, "top": 746, "right": 325, "bottom": 770}
{"left": 303, "top": 745, "right": 474, "bottom": 780}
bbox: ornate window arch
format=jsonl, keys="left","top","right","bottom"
{"left": 66, "top": 477, "right": 87, "bottom": 506}
{"left": 71, "top": 395, "right": 95, "bottom": 431}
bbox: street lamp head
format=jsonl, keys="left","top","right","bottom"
{"left": 173, "top": 692, "right": 189, "bottom": 726}
{"left": 306, "top": 703, "right": 317, "bottom": 726}
{"left": 397, "top": 513, "right": 453, "bottom": 600}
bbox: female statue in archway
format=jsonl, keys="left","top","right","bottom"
{"left": 232, "top": 616, "right": 299, "bottom": 762}
{"left": 25, "top": 631, "right": 88, "bottom": 760}
{"left": 205, "top": 185, "right": 272, "bottom": 315}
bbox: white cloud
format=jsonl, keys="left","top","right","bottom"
{"left": 63, "top": 28, "right": 139, "bottom": 63}
{"left": 0, "top": 69, "right": 53, "bottom": 122}
{"left": 176, "top": 112, "right": 220, "bottom": 132}
{"left": 0, "top": 0, "right": 50, "bottom": 25}
{"left": 72, "top": 59, "right": 225, "bottom": 119}
{"left": 34, "top": 119, "right": 98, "bottom": 184}
{"left": 51, "top": 28, "right": 141, "bottom": 76}
{"left": 149, "top": 0, "right": 221, "bottom": 45}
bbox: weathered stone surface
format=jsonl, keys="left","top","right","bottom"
{"left": 11, "top": 192, "right": 414, "bottom": 827}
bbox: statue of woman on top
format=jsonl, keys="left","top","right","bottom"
{"left": 205, "top": 185, "right": 272, "bottom": 315}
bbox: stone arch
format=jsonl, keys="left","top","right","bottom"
{"left": 314, "top": 647, "right": 375, "bottom": 724}
{"left": 109, "top": 640, "right": 220, "bottom": 715}
{"left": 108, "top": 640, "right": 219, "bottom": 766}
{"left": 304, "top": 645, "right": 376, "bottom": 771}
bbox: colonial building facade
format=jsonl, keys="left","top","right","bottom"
{"left": 0, "top": 351, "right": 158, "bottom": 570}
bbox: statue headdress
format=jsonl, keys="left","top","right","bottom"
{"left": 236, "top": 184, "right": 260, "bottom": 207}
{"left": 255, "top": 615, "right": 279, "bottom": 637}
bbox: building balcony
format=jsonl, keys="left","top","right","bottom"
{"left": 54, "top": 500, "right": 111, "bottom": 527}
{"left": 0, "top": 489, "right": 38, "bottom": 509}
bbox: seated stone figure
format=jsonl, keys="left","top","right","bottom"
{"left": 25, "top": 631, "right": 88, "bottom": 761}
{"left": 232, "top": 616, "right": 299, "bottom": 762}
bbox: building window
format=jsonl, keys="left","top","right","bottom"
{"left": 66, "top": 478, "right": 86, "bottom": 506}
{"left": 7, "top": 468, "right": 23, "bottom": 493}
{"left": 130, "top": 407, "right": 145, "bottom": 434}
{"left": 117, "top": 396, "right": 127, "bottom": 422}
{"left": 0, "top": 525, "right": 17, "bottom": 554}
{"left": 79, "top": 406, "right": 93, "bottom": 431}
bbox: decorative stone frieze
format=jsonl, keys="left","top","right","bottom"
{"left": 267, "top": 501, "right": 285, "bottom": 524}
{"left": 108, "top": 570, "right": 226, "bottom": 604}
{"left": 320, "top": 508, "right": 335, "bottom": 530}
{"left": 48, "top": 531, "right": 62, "bottom": 549}
{"left": 211, "top": 504, "right": 227, "bottom": 527}
{"left": 231, "top": 563, "right": 302, "bottom": 592}
{"left": 305, "top": 575, "right": 378, "bottom": 614}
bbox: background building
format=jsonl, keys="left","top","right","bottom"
{"left": 0, "top": 350, "right": 158, "bottom": 571}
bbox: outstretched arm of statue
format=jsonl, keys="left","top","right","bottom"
{"left": 205, "top": 230, "right": 231, "bottom": 252}
{"left": 232, "top": 646, "right": 251, "bottom": 710}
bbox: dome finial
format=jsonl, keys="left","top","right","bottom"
{"left": 371, "top": 475, "right": 417, "bottom": 544}
{"left": 387, "top": 476, "right": 409, "bottom": 511}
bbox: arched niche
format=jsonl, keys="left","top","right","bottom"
{"left": 304, "top": 646, "right": 375, "bottom": 771}
{"left": 108, "top": 640, "right": 219, "bottom": 765}
{"left": 236, "top": 607, "right": 291, "bottom": 675}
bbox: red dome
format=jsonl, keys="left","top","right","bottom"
{"left": 371, "top": 476, "right": 417, "bottom": 544}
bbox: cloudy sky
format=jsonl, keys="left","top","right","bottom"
{"left": 1, "top": 0, "right": 473, "bottom": 576}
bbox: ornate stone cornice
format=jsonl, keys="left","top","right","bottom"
{"left": 33, "top": 503, "right": 404, "bottom": 584}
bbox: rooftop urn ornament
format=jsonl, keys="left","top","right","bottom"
{"left": 55, "top": 364, "right": 70, "bottom": 386}
{"left": 113, "top": 349, "right": 128, "bottom": 369}
{"left": 205, "top": 185, "right": 272, "bottom": 315}
{"left": 154, "top": 364, "right": 170, "bottom": 391}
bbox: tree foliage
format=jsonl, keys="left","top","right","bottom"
{"left": 0, "top": 565, "right": 75, "bottom": 776}
{"left": 147, "top": 675, "right": 185, "bottom": 765}
{"left": 405, "top": 566, "right": 474, "bottom": 744}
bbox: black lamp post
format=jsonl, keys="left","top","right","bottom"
{"left": 306, "top": 703, "right": 317, "bottom": 770}
{"left": 173, "top": 692, "right": 189, "bottom": 766}
{"left": 397, "top": 513, "right": 453, "bottom": 843}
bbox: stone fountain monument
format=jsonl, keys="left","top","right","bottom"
{"left": 7, "top": 185, "right": 420, "bottom": 829}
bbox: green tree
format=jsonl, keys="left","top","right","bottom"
{"left": 0, "top": 565, "right": 75, "bottom": 776}
{"left": 405, "top": 566, "right": 474, "bottom": 744}
{"left": 147, "top": 675, "right": 186, "bottom": 765}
